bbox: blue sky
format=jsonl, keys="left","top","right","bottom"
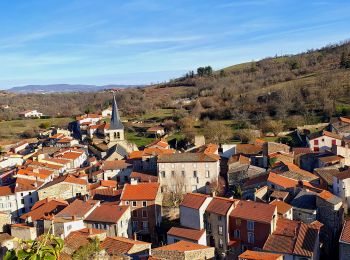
{"left": 0, "top": 0, "right": 350, "bottom": 88}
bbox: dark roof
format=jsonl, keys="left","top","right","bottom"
{"left": 314, "top": 167, "right": 340, "bottom": 185}
{"left": 290, "top": 190, "right": 317, "bottom": 211}
{"left": 158, "top": 153, "right": 219, "bottom": 163}
{"left": 340, "top": 220, "right": 350, "bottom": 244}
{"left": 334, "top": 169, "right": 350, "bottom": 180}
{"left": 109, "top": 95, "right": 124, "bottom": 130}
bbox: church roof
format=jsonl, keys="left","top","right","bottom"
{"left": 110, "top": 95, "right": 124, "bottom": 130}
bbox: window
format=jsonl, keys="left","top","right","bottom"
{"left": 142, "top": 221, "right": 149, "bottom": 231}
{"left": 219, "top": 238, "right": 223, "bottom": 248}
{"left": 142, "top": 210, "right": 148, "bottom": 218}
{"left": 205, "top": 170, "right": 210, "bottom": 178}
{"left": 117, "top": 132, "right": 120, "bottom": 139}
{"left": 218, "top": 225, "right": 223, "bottom": 235}
{"left": 314, "top": 139, "right": 319, "bottom": 145}
{"left": 234, "top": 229, "right": 240, "bottom": 238}
{"left": 248, "top": 232, "right": 255, "bottom": 244}
{"left": 125, "top": 201, "right": 130, "bottom": 205}
{"left": 132, "top": 210, "right": 138, "bottom": 217}
{"left": 67, "top": 225, "right": 72, "bottom": 231}
{"left": 29, "top": 192, "right": 32, "bottom": 195}
{"left": 171, "top": 171, "right": 175, "bottom": 177}
{"left": 193, "top": 171, "right": 197, "bottom": 178}
{"left": 207, "top": 223, "right": 212, "bottom": 231}
{"left": 161, "top": 171, "right": 165, "bottom": 178}
{"left": 30, "top": 198, "right": 33, "bottom": 204}
{"left": 21, "top": 193, "right": 23, "bottom": 197}
{"left": 332, "top": 139, "right": 337, "bottom": 145}
{"left": 181, "top": 171, "right": 185, "bottom": 177}
{"left": 142, "top": 201, "right": 147, "bottom": 207}
{"left": 218, "top": 216, "right": 222, "bottom": 221}
{"left": 21, "top": 199, "right": 24, "bottom": 204}
{"left": 132, "top": 201, "right": 137, "bottom": 207}
{"left": 236, "top": 219, "right": 241, "bottom": 226}
{"left": 321, "top": 138, "right": 325, "bottom": 142}
{"left": 247, "top": 220, "right": 254, "bottom": 230}
{"left": 132, "top": 221, "right": 138, "bottom": 231}
{"left": 124, "top": 176, "right": 128, "bottom": 182}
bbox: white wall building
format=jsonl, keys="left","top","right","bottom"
{"left": 19, "top": 110, "right": 43, "bottom": 118}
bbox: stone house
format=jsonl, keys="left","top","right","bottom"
{"left": 120, "top": 182, "right": 162, "bottom": 242}
{"left": 0, "top": 212, "right": 11, "bottom": 232}
{"left": 151, "top": 240, "right": 215, "bottom": 260}
{"left": 11, "top": 223, "right": 37, "bottom": 240}
{"left": 0, "top": 186, "right": 17, "bottom": 221}
{"left": 330, "top": 116, "right": 350, "bottom": 138}
{"left": 204, "top": 197, "right": 238, "bottom": 259}
{"left": 37, "top": 175, "right": 88, "bottom": 201}
{"left": 84, "top": 204, "right": 131, "bottom": 238}
{"left": 158, "top": 152, "right": 220, "bottom": 194}
{"left": 101, "top": 160, "right": 132, "bottom": 183}
{"left": 290, "top": 190, "right": 317, "bottom": 224}
{"left": 129, "top": 147, "right": 175, "bottom": 174}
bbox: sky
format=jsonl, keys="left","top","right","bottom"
{"left": 0, "top": 0, "right": 350, "bottom": 88}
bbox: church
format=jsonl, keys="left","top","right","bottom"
{"left": 87, "top": 95, "right": 138, "bottom": 160}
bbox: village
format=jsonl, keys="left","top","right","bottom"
{"left": 0, "top": 94, "right": 349, "bottom": 260}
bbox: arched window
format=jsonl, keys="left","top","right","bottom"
{"left": 117, "top": 132, "right": 120, "bottom": 139}
{"left": 114, "top": 132, "right": 117, "bottom": 139}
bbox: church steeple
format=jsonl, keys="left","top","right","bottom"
{"left": 110, "top": 94, "right": 124, "bottom": 130}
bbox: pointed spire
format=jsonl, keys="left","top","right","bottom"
{"left": 110, "top": 94, "right": 124, "bottom": 130}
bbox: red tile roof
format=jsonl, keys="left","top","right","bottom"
{"left": 267, "top": 172, "right": 314, "bottom": 189}
{"left": 340, "top": 220, "right": 350, "bottom": 244}
{"left": 270, "top": 200, "right": 292, "bottom": 215}
{"left": 55, "top": 199, "right": 99, "bottom": 219}
{"left": 102, "top": 160, "right": 131, "bottom": 170}
{"left": 101, "top": 236, "right": 150, "bottom": 255}
{"left": 238, "top": 250, "right": 283, "bottom": 260}
{"left": 130, "top": 171, "right": 158, "bottom": 182}
{"left": 121, "top": 183, "right": 159, "bottom": 201}
{"left": 85, "top": 204, "right": 129, "bottom": 223}
{"left": 0, "top": 186, "right": 14, "bottom": 196}
{"left": 263, "top": 219, "right": 319, "bottom": 257}
{"left": 129, "top": 148, "right": 175, "bottom": 159}
{"left": 146, "top": 139, "right": 169, "bottom": 149}
{"left": 231, "top": 200, "right": 276, "bottom": 224}
{"left": 20, "top": 199, "right": 68, "bottom": 221}
{"left": 153, "top": 240, "right": 212, "bottom": 252}
{"left": 206, "top": 197, "right": 236, "bottom": 216}
{"left": 180, "top": 193, "right": 210, "bottom": 210}
{"left": 167, "top": 227, "right": 205, "bottom": 241}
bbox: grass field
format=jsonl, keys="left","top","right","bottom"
{"left": 0, "top": 117, "right": 73, "bottom": 144}
{"left": 125, "top": 131, "right": 156, "bottom": 147}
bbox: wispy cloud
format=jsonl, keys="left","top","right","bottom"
{"left": 109, "top": 35, "right": 203, "bottom": 45}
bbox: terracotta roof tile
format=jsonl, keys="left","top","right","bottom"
{"left": 20, "top": 199, "right": 68, "bottom": 221}
{"left": 102, "top": 160, "right": 131, "bottom": 170}
{"left": 55, "top": 199, "right": 99, "bottom": 219}
{"left": 153, "top": 240, "right": 212, "bottom": 252}
{"left": 263, "top": 219, "right": 319, "bottom": 257}
{"left": 270, "top": 200, "right": 292, "bottom": 215}
{"left": 121, "top": 183, "right": 159, "bottom": 201}
{"left": 157, "top": 152, "right": 219, "bottom": 163}
{"left": 130, "top": 171, "right": 158, "bottom": 182}
{"left": 180, "top": 193, "right": 210, "bottom": 210}
{"left": 167, "top": 227, "right": 205, "bottom": 241}
{"left": 206, "top": 197, "right": 236, "bottom": 216}
{"left": 231, "top": 200, "right": 276, "bottom": 223}
{"left": 238, "top": 250, "right": 283, "bottom": 260}
{"left": 85, "top": 204, "right": 129, "bottom": 223}
{"left": 101, "top": 236, "right": 150, "bottom": 255}
{"left": 340, "top": 220, "right": 350, "bottom": 244}
{"left": 0, "top": 186, "right": 14, "bottom": 196}
{"left": 236, "top": 144, "right": 262, "bottom": 155}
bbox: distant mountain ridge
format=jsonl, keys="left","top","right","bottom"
{"left": 6, "top": 84, "right": 142, "bottom": 93}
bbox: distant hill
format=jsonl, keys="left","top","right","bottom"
{"left": 6, "top": 84, "right": 141, "bottom": 93}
